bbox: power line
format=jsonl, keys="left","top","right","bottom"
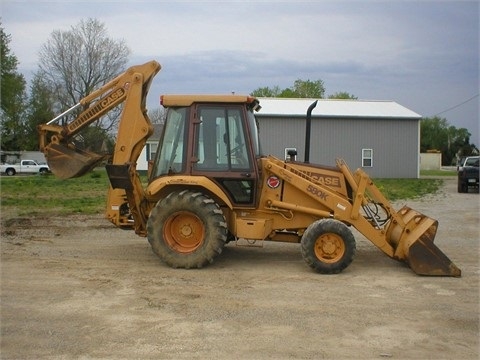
{"left": 433, "top": 93, "right": 479, "bottom": 117}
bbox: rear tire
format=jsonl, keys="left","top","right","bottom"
{"left": 147, "top": 190, "right": 227, "bottom": 269}
{"left": 301, "top": 219, "right": 356, "bottom": 274}
{"left": 5, "top": 168, "right": 15, "bottom": 176}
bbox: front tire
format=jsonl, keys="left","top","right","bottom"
{"left": 147, "top": 190, "right": 227, "bottom": 269}
{"left": 457, "top": 180, "right": 467, "bottom": 193}
{"left": 301, "top": 219, "right": 356, "bottom": 274}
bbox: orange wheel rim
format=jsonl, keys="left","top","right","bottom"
{"left": 164, "top": 211, "right": 205, "bottom": 253}
{"left": 314, "top": 233, "right": 345, "bottom": 263}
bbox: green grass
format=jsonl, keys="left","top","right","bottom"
{"left": 1, "top": 170, "right": 111, "bottom": 217}
{"left": 1, "top": 170, "right": 444, "bottom": 217}
{"left": 374, "top": 178, "right": 443, "bottom": 201}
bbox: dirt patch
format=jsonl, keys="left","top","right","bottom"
{"left": 1, "top": 179, "right": 479, "bottom": 359}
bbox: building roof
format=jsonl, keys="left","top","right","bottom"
{"left": 256, "top": 98, "right": 422, "bottom": 119}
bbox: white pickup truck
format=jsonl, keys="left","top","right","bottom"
{"left": 0, "top": 160, "right": 50, "bottom": 176}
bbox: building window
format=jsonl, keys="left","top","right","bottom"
{"left": 149, "top": 143, "right": 157, "bottom": 161}
{"left": 145, "top": 144, "right": 151, "bottom": 161}
{"left": 284, "top": 147, "right": 297, "bottom": 161}
{"left": 145, "top": 143, "right": 158, "bottom": 161}
{"left": 362, "top": 149, "right": 373, "bottom": 167}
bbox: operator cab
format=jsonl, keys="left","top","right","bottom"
{"left": 150, "top": 95, "right": 262, "bottom": 206}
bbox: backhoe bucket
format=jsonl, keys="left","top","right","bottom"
{"left": 45, "top": 143, "right": 106, "bottom": 179}
{"left": 387, "top": 206, "right": 461, "bottom": 277}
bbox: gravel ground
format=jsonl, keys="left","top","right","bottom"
{"left": 1, "top": 178, "right": 479, "bottom": 359}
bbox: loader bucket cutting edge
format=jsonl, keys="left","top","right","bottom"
{"left": 407, "top": 237, "right": 461, "bottom": 277}
{"left": 391, "top": 206, "right": 461, "bottom": 277}
{"left": 45, "top": 143, "right": 106, "bottom": 179}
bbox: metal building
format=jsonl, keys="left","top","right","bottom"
{"left": 256, "top": 98, "right": 422, "bottom": 178}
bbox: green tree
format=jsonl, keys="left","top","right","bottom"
{"left": 250, "top": 86, "right": 282, "bottom": 97}
{"left": 23, "top": 74, "right": 56, "bottom": 150}
{"left": 328, "top": 92, "right": 358, "bottom": 100}
{"left": 278, "top": 87, "right": 298, "bottom": 98}
{"left": 291, "top": 79, "right": 325, "bottom": 98}
{"left": 420, "top": 116, "right": 476, "bottom": 165}
{"left": 420, "top": 116, "right": 448, "bottom": 152}
{"left": 0, "top": 24, "right": 27, "bottom": 150}
{"left": 252, "top": 79, "right": 356, "bottom": 99}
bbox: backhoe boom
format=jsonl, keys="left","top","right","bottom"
{"left": 38, "top": 60, "right": 161, "bottom": 235}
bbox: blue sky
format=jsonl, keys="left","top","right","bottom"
{"left": 3, "top": 0, "right": 479, "bottom": 145}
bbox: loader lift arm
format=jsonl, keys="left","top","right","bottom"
{"left": 263, "top": 156, "right": 461, "bottom": 277}
{"left": 38, "top": 60, "right": 161, "bottom": 235}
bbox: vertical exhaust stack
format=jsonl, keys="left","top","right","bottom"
{"left": 304, "top": 100, "right": 318, "bottom": 163}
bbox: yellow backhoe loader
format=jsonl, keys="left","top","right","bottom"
{"left": 38, "top": 60, "right": 461, "bottom": 276}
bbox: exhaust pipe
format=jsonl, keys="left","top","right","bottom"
{"left": 304, "top": 100, "right": 318, "bottom": 163}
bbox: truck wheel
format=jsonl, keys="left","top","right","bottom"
{"left": 39, "top": 168, "right": 49, "bottom": 175}
{"left": 147, "top": 190, "right": 227, "bottom": 269}
{"left": 457, "top": 181, "right": 467, "bottom": 193}
{"left": 301, "top": 219, "right": 356, "bottom": 274}
{"left": 5, "top": 168, "right": 15, "bottom": 176}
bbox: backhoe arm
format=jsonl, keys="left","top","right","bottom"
{"left": 37, "top": 60, "right": 161, "bottom": 235}
{"left": 38, "top": 60, "right": 161, "bottom": 179}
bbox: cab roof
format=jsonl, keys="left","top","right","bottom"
{"left": 160, "top": 94, "right": 259, "bottom": 109}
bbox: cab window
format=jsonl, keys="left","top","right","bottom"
{"left": 151, "top": 107, "right": 187, "bottom": 177}
{"left": 194, "top": 106, "right": 250, "bottom": 171}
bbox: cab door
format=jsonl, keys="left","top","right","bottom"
{"left": 22, "top": 160, "right": 37, "bottom": 173}
{"left": 191, "top": 104, "right": 258, "bottom": 207}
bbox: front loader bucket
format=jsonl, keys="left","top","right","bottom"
{"left": 387, "top": 206, "right": 461, "bottom": 277}
{"left": 45, "top": 143, "right": 106, "bottom": 179}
